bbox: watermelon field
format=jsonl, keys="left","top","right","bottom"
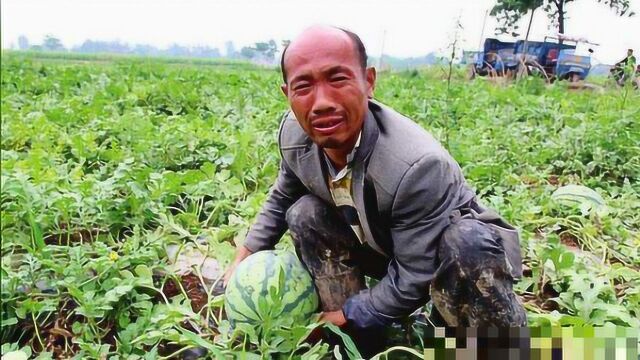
{"left": 1, "top": 51, "right": 639, "bottom": 359}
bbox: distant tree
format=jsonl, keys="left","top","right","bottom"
{"left": 132, "top": 43, "right": 160, "bottom": 56}
{"left": 225, "top": 41, "right": 237, "bottom": 58}
{"left": 73, "top": 40, "right": 129, "bottom": 54}
{"left": 42, "top": 35, "right": 65, "bottom": 52}
{"left": 106, "top": 41, "right": 130, "bottom": 54}
{"left": 74, "top": 40, "right": 98, "bottom": 53}
{"left": 252, "top": 40, "right": 278, "bottom": 62}
{"left": 65, "top": 38, "right": 226, "bottom": 58}
{"left": 166, "top": 44, "right": 190, "bottom": 57}
{"left": 192, "top": 46, "right": 221, "bottom": 58}
{"left": 18, "top": 35, "right": 29, "bottom": 50}
{"left": 491, "top": 0, "right": 634, "bottom": 36}
{"left": 369, "top": 52, "right": 440, "bottom": 70}
{"left": 240, "top": 46, "right": 257, "bottom": 59}
{"left": 268, "top": 39, "right": 278, "bottom": 59}
{"left": 211, "top": 47, "right": 222, "bottom": 58}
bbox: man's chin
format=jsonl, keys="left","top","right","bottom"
{"left": 314, "top": 137, "right": 342, "bottom": 149}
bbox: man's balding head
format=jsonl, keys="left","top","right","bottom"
{"left": 278, "top": 25, "right": 376, "bottom": 155}
{"left": 280, "top": 26, "right": 367, "bottom": 84}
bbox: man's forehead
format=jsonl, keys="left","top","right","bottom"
{"left": 286, "top": 42, "right": 354, "bottom": 65}
{"left": 284, "top": 27, "right": 359, "bottom": 72}
{"left": 288, "top": 26, "right": 353, "bottom": 51}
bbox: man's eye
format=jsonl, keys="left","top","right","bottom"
{"left": 331, "top": 76, "right": 348, "bottom": 82}
{"left": 294, "top": 84, "right": 310, "bottom": 91}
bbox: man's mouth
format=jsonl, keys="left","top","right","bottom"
{"left": 311, "top": 116, "right": 345, "bottom": 135}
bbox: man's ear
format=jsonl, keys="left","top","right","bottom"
{"left": 281, "top": 84, "right": 289, "bottom": 97}
{"left": 365, "top": 67, "right": 376, "bottom": 99}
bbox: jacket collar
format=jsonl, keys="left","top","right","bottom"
{"left": 352, "top": 102, "right": 387, "bottom": 256}
{"left": 353, "top": 101, "right": 380, "bottom": 165}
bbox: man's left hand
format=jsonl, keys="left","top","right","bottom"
{"left": 319, "top": 310, "right": 347, "bottom": 327}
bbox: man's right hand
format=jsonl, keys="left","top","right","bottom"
{"left": 222, "top": 245, "right": 253, "bottom": 287}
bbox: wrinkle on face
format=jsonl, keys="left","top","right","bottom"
{"left": 281, "top": 26, "right": 372, "bottom": 157}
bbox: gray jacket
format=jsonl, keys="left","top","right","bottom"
{"left": 243, "top": 100, "right": 521, "bottom": 328}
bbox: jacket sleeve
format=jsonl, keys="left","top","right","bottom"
{"left": 343, "top": 153, "right": 467, "bottom": 328}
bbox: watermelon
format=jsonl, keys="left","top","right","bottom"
{"left": 551, "top": 184, "right": 607, "bottom": 211}
{"left": 224, "top": 250, "right": 319, "bottom": 325}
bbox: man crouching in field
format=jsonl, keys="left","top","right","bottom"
{"left": 224, "top": 25, "right": 527, "bottom": 355}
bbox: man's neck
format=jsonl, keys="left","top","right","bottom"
{"left": 324, "top": 148, "right": 350, "bottom": 172}
{"left": 323, "top": 132, "right": 360, "bottom": 172}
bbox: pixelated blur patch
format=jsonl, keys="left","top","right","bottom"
{"left": 421, "top": 326, "right": 639, "bottom": 360}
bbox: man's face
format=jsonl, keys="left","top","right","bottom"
{"left": 629, "top": 50, "right": 634, "bottom": 57}
{"left": 281, "top": 31, "right": 375, "bottom": 150}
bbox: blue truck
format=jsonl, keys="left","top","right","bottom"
{"left": 469, "top": 36, "right": 595, "bottom": 82}
{"left": 469, "top": 38, "right": 516, "bottom": 78}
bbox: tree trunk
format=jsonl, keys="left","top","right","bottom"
{"left": 523, "top": 8, "right": 535, "bottom": 54}
{"left": 558, "top": 0, "right": 565, "bottom": 38}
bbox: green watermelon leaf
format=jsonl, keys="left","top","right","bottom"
{"left": 27, "top": 210, "right": 46, "bottom": 252}
{"left": 2, "top": 350, "right": 29, "bottom": 360}
{"left": 324, "top": 323, "right": 363, "bottom": 360}
{"left": 178, "top": 328, "right": 224, "bottom": 358}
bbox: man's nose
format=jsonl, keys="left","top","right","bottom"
{"left": 311, "top": 84, "right": 336, "bottom": 115}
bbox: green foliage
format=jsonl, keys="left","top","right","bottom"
{"left": 1, "top": 53, "right": 639, "bottom": 358}
{"left": 491, "top": 0, "right": 634, "bottom": 35}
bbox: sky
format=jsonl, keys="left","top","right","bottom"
{"left": 2, "top": 0, "right": 639, "bottom": 64}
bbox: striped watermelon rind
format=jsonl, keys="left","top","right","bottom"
{"left": 224, "top": 250, "right": 318, "bottom": 325}
{"left": 551, "top": 184, "right": 606, "bottom": 210}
